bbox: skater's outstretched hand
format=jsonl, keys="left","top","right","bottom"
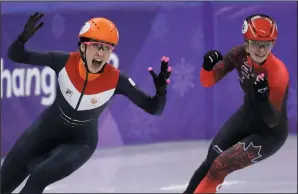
{"left": 252, "top": 73, "right": 269, "bottom": 102}
{"left": 18, "top": 12, "right": 44, "bottom": 42}
{"left": 247, "top": 64, "right": 269, "bottom": 102}
{"left": 148, "top": 56, "right": 172, "bottom": 96}
{"left": 202, "top": 50, "right": 223, "bottom": 71}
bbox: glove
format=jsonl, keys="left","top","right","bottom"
{"left": 253, "top": 73, "right": 269, "bottom": 102}
{"left": 202, "top": 50, "right": 223, "bottom": 71}
{"left": 148, "top": 56, "right": 172, "bottom": 96}
{"left": 18, "top": 12, "right": 44, "bottom": 43}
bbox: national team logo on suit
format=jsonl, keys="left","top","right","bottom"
{"left": 58, "top": 64, "right": 118, "bottom": 111}
{"left": 91, "top": 97, "right": 99, "bottom": 104}
{"left": 66, "top": 88, "right": 73, "bottom": 97}
{"left": 237, "top": 142, "right": 262, "bottom": 163}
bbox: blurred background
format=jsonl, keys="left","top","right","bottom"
{"left": 1, "top": 1, "right": 297, "bottom": 193}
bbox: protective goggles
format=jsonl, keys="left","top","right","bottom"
{"left": 85, "top": 42, "right": 115, "bottom": 52}
{"left": 248, "top": 40, "right": 274, "bottom": 50}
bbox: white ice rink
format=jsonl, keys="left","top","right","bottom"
{"left": 2, "top": 136, "right": 297, "bottom": 193}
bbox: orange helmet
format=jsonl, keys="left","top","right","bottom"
{"left": 79, "top": 17, "right": 119, "bottom": 45}
{"left": 242, "top": 14, "right": 278, "bottom": 41}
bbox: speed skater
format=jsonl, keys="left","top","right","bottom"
{"left": 184, "top": 14, "right": 289, "bottom": 193}
{"left": 1, "top": 12, "right": 172, "bottom": 194}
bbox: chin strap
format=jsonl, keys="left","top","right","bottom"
{"left": 79, "top": 46, "right": 92, "bottom": 73}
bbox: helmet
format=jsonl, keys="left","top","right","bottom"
{"left": 242, "top": 14, "right": 278, "bottom": 41}
{"left": 79, "top": 18, "right": 119, "bottom": 45}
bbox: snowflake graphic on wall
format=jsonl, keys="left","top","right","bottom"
{"left": 52, "top": 13, "right": 65, "bottom": 39}
{"left": 171, "top": 57, "right": 196, "bottom": 97}
{"left": 150, "top": 14, "right": 169, "bottom": 41}
{"left": 126, "top": 103, "right": 160, "bottom": 142}
{"left": 287, "top": 87, "right": 297, "bottom": 118}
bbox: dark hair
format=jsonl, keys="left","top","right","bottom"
{"left": 78, "top": 37, "right": 90, "bottom": 47}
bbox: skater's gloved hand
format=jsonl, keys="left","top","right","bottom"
{"left": 148, "top": 56, "right": 172, "bottom": 96}
{"left": 202, "top": 50, "right": 223, "bottom": 71}
{"left": 18, "top": 12, "right": 44, "bottom": 43}
{"left": 253, "top": 73, "right": 269, "bottom": 102}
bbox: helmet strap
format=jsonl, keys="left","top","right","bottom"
{"left": 78, "top": 45, "right": 91, "bottom": 73}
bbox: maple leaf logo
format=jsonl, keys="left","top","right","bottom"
{"left": 237, "top": 142, "right": 262, "bottom": 163}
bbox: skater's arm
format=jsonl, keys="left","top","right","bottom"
{"left": 115, "top": 73, "right": 166, "bottom": 115}
{"left": 256, "top": 67, "right": 289, "bottom": 128}
{"left": 7, "top": 38, "right": 69, "bottom": 73}
{"left": 200, "top": 47, "right": 238, "bottom": 87}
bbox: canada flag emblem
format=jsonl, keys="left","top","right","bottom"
{"left": 237, "top": 142, "right": 262, "bottom": 163}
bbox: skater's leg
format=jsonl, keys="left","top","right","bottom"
{"left": 185, "top": 106, "right": 251, "bottom": 193}
{"left": 1, "top": 116, "right": 58, "bottom": 194}
{"left": 19, "top": 143, "right": 96, "bottom": 194}
{"left": 194, "top": 130, "right": 287, "bottom": 193}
